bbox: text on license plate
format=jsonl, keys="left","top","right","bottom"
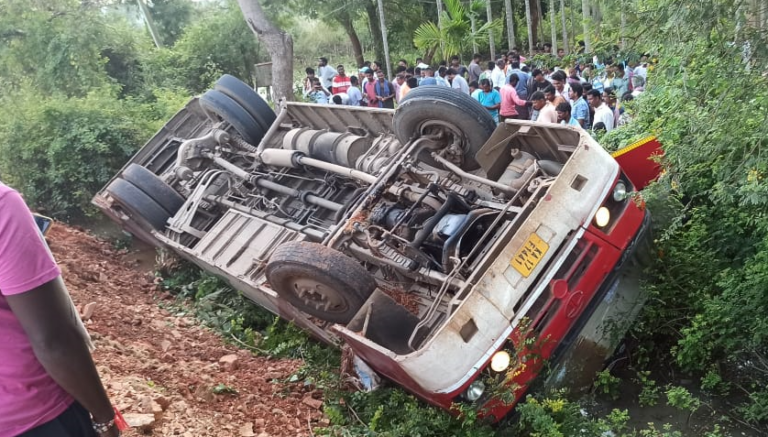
{"left": 511, "top": 233, "right": 549, "bottom": 277}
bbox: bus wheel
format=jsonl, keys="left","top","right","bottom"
{"left": 121, "top": 164, "right": 185, "bottom": 216}
{"left": 393, "top": 85, "right": 496, "bottom": 171}
{"left": 106, "top": 178, "right": 171, "bottom": 232}
{"left": 199, "top": 89, "right": 265, "bottom": 146}
{"left": 266, "top": 241, "right": 375, "bottom": 324}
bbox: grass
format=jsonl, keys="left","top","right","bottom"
{"left": 155, "top": 258, "right": 732, "bottom": 437}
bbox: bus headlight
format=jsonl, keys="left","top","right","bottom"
{"left": 612, "top": 181, "right": 628, "bottom": 201}
{"left": 490, "top": 351, "right": 511, "bottom": 373}
{"left": 465, "top": 380, "right": 486, "bottom": 402}
{"left": 594, "top": 207, "right": 611, "bottom": 227}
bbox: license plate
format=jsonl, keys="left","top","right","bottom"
{"left": 511, "top": 233, "right": 549, "bottom": 277}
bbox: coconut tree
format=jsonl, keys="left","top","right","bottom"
{"left": 560, "top": 0, "right": 569, "bottom": 53}
{"left": 582, "top": 0, "right": 591, "bottom": 52}
{"left": 504, "top": 0, "right": 516, "bottom": 51}
{"left": 549, "top": 0, "right": 558, "bottom": 54}
{"left": 524, "top": 0, "right": 534, "bottom": 53}
{"left": 414, "top": 0, "right": 503, "bottom": 62}
{"left": 486, "top": 0, "right": 496, "bottom": 59}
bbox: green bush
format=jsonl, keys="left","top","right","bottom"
{"left": 0, "top": 87, "right": 170, "bottom": 219}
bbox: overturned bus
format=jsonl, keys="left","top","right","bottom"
{"left": 93, "top": 75, "right": 657, "bottom": 420}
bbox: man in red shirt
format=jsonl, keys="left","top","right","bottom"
{"left": 331, "top": 65, "right": 351, "bottom": 95}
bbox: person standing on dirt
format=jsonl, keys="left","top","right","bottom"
{"left": 0, "top": 183, "right": 119, "bottom": 437}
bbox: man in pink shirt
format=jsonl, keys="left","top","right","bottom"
{"left": 0, "top": 183, "right": 118, "bottom": 437}
{"left": 499, "top": 74, "right": 531, "bottom": 122}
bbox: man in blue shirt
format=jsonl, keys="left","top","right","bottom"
{"left": 568, "top": 82, "right": 590, "bottom": 128}
{"left": 420, "top": 66, "right": 438, "bottom": 86}
{"left": 556, "top": 102, "right": 581, "bottom": 127}
{"left": 346, "top": 75, "right": 363, "bottom": 106}
{"left": 475, "top": 79, "right": 502, "bottom": 124}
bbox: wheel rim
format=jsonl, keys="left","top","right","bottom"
{"left": 417, "top": 120, "right": 468, "bottom": 167}
{"left": 290, "top": 277, "right": 348, "bottom": 313}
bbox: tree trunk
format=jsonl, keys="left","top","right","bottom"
{"left": 570, "top": 0, "right": 576, "bottom": 50}
{"left": 536, "top": 0, "right": 544, "bottom": 46}
{"left": 620, "top": 0, "right": 626, "bottom": 49}
{"left": 436, "top": 0, "right": 444, "bottom": 59}
{"left": 560, "top": 0, "right": 569, "bottom": 53}
{"left": 505, "top": 0, "right": 516, "bottom": 51}
{"left": 581, "top": 0, "right": 591, "bottom": 52}
{"left": 376, "top": 0, "right": 392, "bottom": 79}
{"left": 549, "top": 0, "right": 557, "bottom": 54}
{"left": 337, "top": 11, "right": 364, "bottom": 68}
{"left": 137, "top": 0, "right": 163, "bottom": 48}
{"left": 486, "top": 0, "right": 496, "bottom": 60}
{"left": 470, "top": 10, "right": 479, "bottom": 54}
{"left": 365, "top": 1, "right": 385, "bottom": 66}
{"left": 592, "top": 0, "right": 602, "bottom": 32}
{"left": 524, "top": 0, "right": 534, "bottom": 54}
{"left": 237, "top": 0, "right": 294, "bottom": 101}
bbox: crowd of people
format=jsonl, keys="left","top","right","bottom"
{"left": 302, "top": 51, "right": 650, "bottom": 134}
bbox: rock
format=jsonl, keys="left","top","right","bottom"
{"left": 301, "top": 395, "right": 324, "bottom": 410}
{"left": 254, "top": 418, "right": 266, "bottom": 428}
{"left": 81, "top": 302, "right": 97, "bottom": 321}
{"left": 154, "top": 395, "right": 171, "bottom": 411}
{"left": 256, "top": 433, "right": 271, "bottom": 437}
{"left": 123, "top": 413, "right": 156, "bottom": 430}
{"left": 194, "top": 385, "right": 214, "bottom": 403}
{"left": 160, "top": 340, "right": 172, "bottom": 352}
{"left": 240, "top": 422, "right": 256, "bottom": 436}
{"left": 219, "top": 354, "right": 239, "bottom": 371}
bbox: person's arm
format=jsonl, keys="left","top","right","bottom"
{"left": 0, "top": 190, "right": 117, "bottom": 436}
{"left": 6, "top": 278, "right": 117, "bottom": 431}
{"left": 511, "top": 89, "right": 527, "bottom": 106}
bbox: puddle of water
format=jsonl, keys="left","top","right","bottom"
{"left": 79, "top": 217, "right": 158, "bottom": 273}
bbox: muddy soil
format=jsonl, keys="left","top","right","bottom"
{"left": 49, "top": 223, "right": 327, "bottom": 437}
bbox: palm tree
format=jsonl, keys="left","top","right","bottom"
{"left": 505, "top": 0, "right": 516, "bottom": 51}
{"left": 524, "top": 0, "right": 534, "bottom": 54}
{"left": 376, "top": 0, "right": 392, "bottom": 79}
{"left": 549, "top": 0, "right": 557, "bottom": 54}
{"left": 582, "top": 0, "right": 591, "bottom": 52}
{"left": 415, "top": 0, "right": 502, "bottom": 62}
{"left": 466, "top": 0, "right": 486, "bottom": 54}
{"left": 486, "top": 0, "right": 496, "bottom": 59}
{"left": 560, "top": 0, "right": 569, "bottom": 53}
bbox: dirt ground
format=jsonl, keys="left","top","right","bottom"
{"left": 49, "top": 224, "right": 327, "bottom": 437}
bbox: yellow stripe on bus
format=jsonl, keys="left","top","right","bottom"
{"left": 611, "top": 136, "right": 658, "bottom": 158}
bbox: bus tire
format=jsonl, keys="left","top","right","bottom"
{"left": 393, "top": 86, "right": 496, "bottom": 171}
{"left": 266, "top": 241, "right": 375, "bottom": 324}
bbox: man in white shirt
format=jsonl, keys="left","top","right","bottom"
{"left": 550, "top": 70, "right": 571, "bottom": 104}
{"left": 491, "top": 59, "right": 506, "bottom": 90}
{"left": 317, "top": 57, "right": 337, "bottom": 89}
{"left": 447, "top": 68, "right": 470, "bottom": 94}
{"left": 530, "top": 91, "right": 558, "bottom": 124}
{"left": 587, "top": 89, "right": 614, "bottom": 132}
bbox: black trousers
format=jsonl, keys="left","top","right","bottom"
{"left": 17, "top": 402, "right": 97, "bottom": 437}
